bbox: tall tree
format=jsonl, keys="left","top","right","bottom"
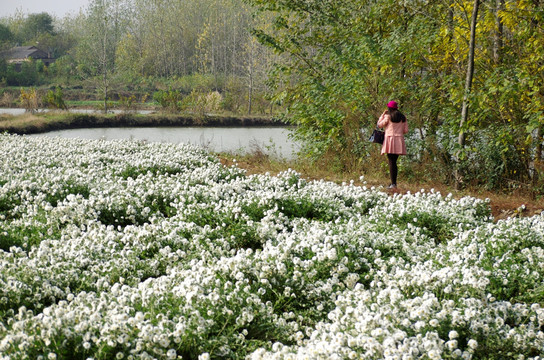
{"left": 241, "top": 33, "right": 275, "bottom": 114}
{"left": 456, "top": 0, "right": 480, "bottom": 188}
{"left": 493, "top": 0, "right": 504, "bottom": 64}
{"left": 0, "top": 24, "right": 14, "bottom": 49}
{"left": 74, "top": 0, "right": 129, "bottom": 112}
{"left": 245, "top": 0, "right": 446, "bottom": 168}
{"left": 18, "top": 12, "right": 55, "bottom": 43}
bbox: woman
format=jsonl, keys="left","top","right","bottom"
{"left": 377, "top": 100, "right": 408, "bottom": 189}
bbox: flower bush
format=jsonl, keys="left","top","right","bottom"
{"left": 0, "top": 134, "right": 542, "bottom": 360}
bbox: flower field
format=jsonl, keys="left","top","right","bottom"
{"left": 0, "top": 134, "right": 543, "bottom": 360}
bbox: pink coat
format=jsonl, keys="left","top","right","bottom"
{"left": 377, "top": 113, "right": 408, "bottom": 155}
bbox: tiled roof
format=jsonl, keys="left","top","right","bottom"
{"left": 0, "top": 46, "right": 50, "bottom": 60}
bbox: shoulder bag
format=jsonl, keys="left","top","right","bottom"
{"left": 369, "top": 127, "right": 384, "bottom": 144}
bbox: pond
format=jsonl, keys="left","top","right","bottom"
{"left": 32, "top": 127, "right": 299, "bottom": 159}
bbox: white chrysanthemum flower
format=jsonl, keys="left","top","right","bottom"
{"left": 1, "top": 134, "right": 543, "bottom": 360}
{"left": 446, "top": 340, "right": 458, "bottom": 351}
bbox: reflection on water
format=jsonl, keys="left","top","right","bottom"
{"left": 33, "top": 127, "right": 298, "bottom": 159}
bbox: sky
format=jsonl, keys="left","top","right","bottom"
{"left": 0, "top": 0, "right": 91, "bottom": 18}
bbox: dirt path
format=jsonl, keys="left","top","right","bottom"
{"left": 386, "top": 186, "right": 543, "bottom": 221}
{"left": 220, "top": 156, "right": 543, "bottom": 222}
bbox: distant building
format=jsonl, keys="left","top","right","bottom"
{"left": 0, "top": 46, "right": 55, "bottom": 71}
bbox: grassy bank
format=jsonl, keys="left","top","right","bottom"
{"left": 0, "top": 112, "right": 284, "bottom": 135}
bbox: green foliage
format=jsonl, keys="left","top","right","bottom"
{"left": 0, "top": 59, "right": 7, "bottom": 83}
{"left": 0, "top": 23, "right": 14, "bottom": 46}
{"left": 246, "top": 0, "right": 544, "bottom": 192}
{"left": 153, "top": 88, "right": 182, "bottom": 113}
{"left": 17, "top": 12, "right": 55, "bottom": 43}
{"left": 6, "top": 61, "right": 40, "bottom": 86}
{"left": 46, "top": 55, "right": 78, "bottom": 81}
{"left": 168, "top": 73, "right": 219, "bottom": 94}
{"left": 247, "top": 0, "right": 421, "bottom": 167}
{"left": 43, "top": 86, "right": 68, "bottom": 110}
{"left": 35, "top": 59, "right": 45, "bottom": 73}
{"left": 118, "top": 94, "right": 137, "bottom": 111}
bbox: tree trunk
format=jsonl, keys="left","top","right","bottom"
{"left": 537, "top": 125, "right": 544, "bottom": 162}
{"left": 248, "top": 66, "right": 253, "bottom": 115}
{"left": 493, "top": 0, "right": 504, "bottom": 64}
{"left": 447, "top": 6, "right": 454, "bottom": 73}
{"left": 103, "top": 70, "right": 108, "bottom": 114}
{"left": 103, "top": 21, "right": 108, "bottom": 114}
{"left": 247, "top": 40, "right": 254, "bottom": 115}
{"left": 531, "top": 0, "right": 543, "bottom": 172}
{"left": 456, "top": 0, "right": 480, "bottom": 189}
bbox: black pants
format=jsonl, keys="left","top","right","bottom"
{"left": 387, "top": 154, "right": 399, "bottom": 185}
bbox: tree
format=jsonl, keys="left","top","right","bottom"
{"left": 456, "top": 0, "right": 480, "bottom": 189}
{"left": 18, "top": 12, "right": 55, "bottom": 43}
{"left": 245, "top": 0, "right": 443, "bottom": 169}
{"left": 0, "top": 24, "right": 14, "bottom": 49}
{"left": 74, "top": 0, "right": 130, "bottom": 112}
{"left": 34, "top": 31, "right": 75, "bottom": 59}
{"left": 0, "top": 59, "right": 8, "bottom": 82}
{"left": 245, "top": 0, "right": 544, "bottom": 190}
{"left": 493, "top": 0, "right": 504, "bottom": 64}
{"left": 241, "top": 35, "right": 268, "bottom": 114}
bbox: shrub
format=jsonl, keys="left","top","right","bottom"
{"left": 43, "top": 86, "right": 67, "bottom": 110}
{"left": 8, "top": 61, "right": 39, "bottom": 86}
{"left": 0, "top": 90, "right": 16, "bottom": 107}
{"left": 181, "top": 89, "right": 223, "bottom": 116}
{"left": 223, "top": 77, "right": 245, "bottom": 113}
{"left": 118, "top": 94, "right": 137, "bottom": 112}
{"left": 153, "top": 88, "right": 182, "bottom": 113}
{"left": 19, "top": 87, "right": 39, "bottom": 113}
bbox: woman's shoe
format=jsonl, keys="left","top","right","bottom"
{"left": 387, "top": 184, "right": 397, "bottom": 189}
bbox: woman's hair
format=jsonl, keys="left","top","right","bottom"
{"left": 388, "top": 107, "right": 406, "bottom": 123}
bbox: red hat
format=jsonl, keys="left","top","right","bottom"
{"left": 387, "top": 101, "right": 398, "bottom": 109}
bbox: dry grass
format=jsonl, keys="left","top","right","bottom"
{"left": 0, "top": 113, "right": 48, "bottom": 129}
{"left": 0, "top": 92, "right": 16, "bottom": 107}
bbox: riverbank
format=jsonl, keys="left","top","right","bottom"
{"left": 0, "top": 111, "right": 285, "bottom": 135}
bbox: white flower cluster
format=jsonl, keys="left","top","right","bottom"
{"left": 0, "top": 134, "right": 542, "bottom": 360}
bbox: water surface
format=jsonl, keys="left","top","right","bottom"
{"left": 34, "top": 127, "right": 298, "bottom": 158}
